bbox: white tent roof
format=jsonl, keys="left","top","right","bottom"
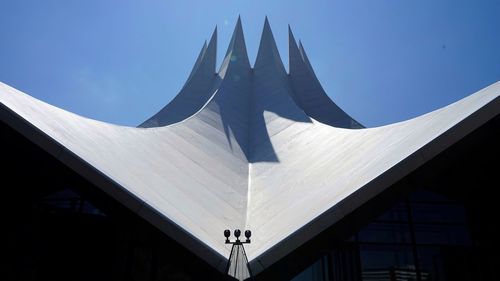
{"left": 1, "top": 17, "right": 499, "bottom": 273}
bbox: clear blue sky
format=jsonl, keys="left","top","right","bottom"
{"left": 1, "top": 0, "right": 499, "bottom": 127}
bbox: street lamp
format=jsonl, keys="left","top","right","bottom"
{"left": 224, "top": 229, "right": 253, "bottom": 280}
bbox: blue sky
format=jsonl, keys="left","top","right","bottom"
{"left": 1, "top": 0, "right": 499, "bottom": 127}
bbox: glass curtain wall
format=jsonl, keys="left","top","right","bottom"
{"left": 291, "top": 187, "right": 473, "bottom": 281}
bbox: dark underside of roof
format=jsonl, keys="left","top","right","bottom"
{"left": 0, "top": 120, "right": 224, "bottom": 280}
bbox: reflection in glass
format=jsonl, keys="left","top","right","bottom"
{"left": 377, "top": 202, "right": 409, "bottom": 222}
{"left": 360, "top": 244, "right": 417, "bottom": 281}
{"left": 289, "top": 187, "right": 477, "bottom": 281}
{"left": 417, "top": 246, "right": 445, "bottom": 281}
{"left": 358, "top": 223, "right": 411, "bottom": 244}
{"left": 41, "top": 188, "right": 104, "bottom": 215}
{"left": 411, "top": 203, "right": 466, "bottom": 224}
{"left": 414, "top": 224, "right": 470, "bottom": 245}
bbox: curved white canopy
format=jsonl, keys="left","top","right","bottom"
{"left": 1, "top": 17, "right": 499, "bottom": 273}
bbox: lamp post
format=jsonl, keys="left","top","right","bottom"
{"left": 224, "top": 229, "right": 253, "bottom": 280}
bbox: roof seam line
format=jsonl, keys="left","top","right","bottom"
{"left": 245, "top": 163, "right": 252, "bottom": 229}
{"left": 244, "top": 62, "right": 255, "bottom": 227}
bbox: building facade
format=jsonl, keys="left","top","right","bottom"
{"left": 1, "top": 17, "right": 499, "bottom": 280}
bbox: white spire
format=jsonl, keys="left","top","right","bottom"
{"left": 254, "top": 16, "right": 286, "bottom": 74}
{"left": 205, "top": 26, "right": 218, "bottom": 74}
{"left": 139, "top": 26, "right": 219, "bottom": 127}
{"left": 186, "top": 41, "right": 207, "bottom": 82}
{"left": 287, "top": 25, "right": 302, "bottom": 76}
{"left": 286, "top": 33, "right": 364, "bottom": 128}
{"left": 219, "top": 16, "right": 251, "bottom": 78}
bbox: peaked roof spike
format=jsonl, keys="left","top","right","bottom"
{"left": 262, "top": 17, "right": 274, "bottom": 35}
{"left": 234, "top": 15, "right": 243, "bottom": 36}
{"left": 288, "top": 25, "right": 303, "bottom": 75}
{"left": 288, "top": 38, "right": 364, "bottom": 128}
{"left": 263, "top": 15, "right": 272, "bottom": 33}
{"left": 288, "top": 24, "right": 297, "bottom": 44}
{"left": 186, "top": 40, "right": 208, "bottom": 81}
{"left": 224, "top": 16, "right": 245, "bottom": 56}
{"left": 139, "top": 27, "right": 217, "bottom": 127}
{"left": 298, "top": 40, "right": 317, "bottom": 75}
{"left": 236, "top": 16, "right": 243, "bottom": 33}
{"left": 254, "top": 16, "right": 286, "bottom": 72}
{"left": 219, "top": 15, "right": 250, "bottom": 75}
{"left": 210, "top": 25, "right": 217, "bottom": 43}
{"left": 262, "top": 16, "right": 272, "bottom": 36}
{"left": 298, "top": 40, "right": 308, "bottom": 62}
{"left": 206, "top": 26, "right": 217, "bottom": 72}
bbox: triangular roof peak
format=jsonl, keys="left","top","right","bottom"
{"left": 218, "top": 16, "right": 251, "bottom": 77}
{"left": 254, "top": 16, "right": 286, "bottom": 74}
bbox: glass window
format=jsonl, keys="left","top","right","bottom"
{"left": 417, "top": 245, "right": 477, "bottom": 281}
{"left": 289, "top": 187, "right": 476, "bottom": 281}
{"left": 417, "top": 246, "right": 446, "bottom": 281}
{"left": 330, "top": 243, "right": 360, "bottom": 281}
{"left": 359, "top": 244, "right": 417, "bottom": 281}
{"left": 358, "top": 223, "right": 411, "bottom": 244}
{"left": 40, "top": 188, "right": 105, "bottom": 215}
{"left": 414, "top": 224, "right": 470, "bottom": 245}
{"left": 411, "top": 203, "right": 466, "bottom": 224}
{"left": 377, "top": 202, "right": 409, "bottom": 222}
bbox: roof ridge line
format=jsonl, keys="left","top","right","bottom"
{"left": 244, "top": 162, "right": 252, "bottom": 229}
